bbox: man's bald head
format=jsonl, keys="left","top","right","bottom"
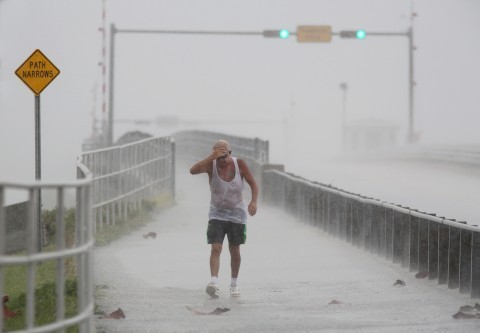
{"left": 213, "top": 139, "right": 230, "bottom": 151}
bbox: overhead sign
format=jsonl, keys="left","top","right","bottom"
{"left": 296, "top": 25, "right": 332, "bottom": 43}
{"left": 15, "top": 49, "right": 60, "bottom": 95}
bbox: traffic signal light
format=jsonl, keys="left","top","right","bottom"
{"left": 279, "top": 29, "right": 290, "bottom": 39}
{"left": 339, "top": 30, "right": 367, "bottom": 39}
{"left": 355, "top": 29, "right": 366, "bottom": 39}
{"left": 263, "top": 29, "right": 290, "bottom": 38}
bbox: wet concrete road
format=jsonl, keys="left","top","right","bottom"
{"left": 94, "top": 170, "right": 480, "bottom": 332}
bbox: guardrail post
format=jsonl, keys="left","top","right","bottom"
{"left": 409, "top": 215, "right": 419, "bottom": 272}
{"left": 459, "top": 229, "right": 472, "bottom": 294}
{"left": 428, "top": 221, "right": 439, "bottom": 280}
{"left": 401, "top": 212, "right": 410, "bottom": 268}
{"left": 438, "top": 224, "right": 449, "bottom": 284}
{"left": 338, "top": 197, "right": 347, "bottom": 241}
{"left": 448, "top": 227, "right": 460, "bottom": 289}
{"left": 418, "top": 218, "right": 429, "bottom": 273}
{"left": 358, "top": 201, "right": 365, "bottom": 249}
{"left": 364, "top": 203, "right": 372, "bottom": 252}
{"left": 327, "top": 193, "right": 335, "bottom": 235}
{"left": 306, "top": 186, "right": 312, "bottom": 225}
{"left": 392, "top": 210, "right": 403, "bottom": 264}
{"left": 385, "top": 208, "right": 394, "bottom": 260}
{"left": 352, "top": 200, "right": 363, "bottom": 247}
{"left": 298, "top": 181, "right": 306, "bottom": 222}
{"left": 106, "top": 149, "right": 111, "bottom": 226}
{"left": 116, "top": 147, "right": 121, "bottom": 223}
{"left": 370, "top": 205, "right": 381, "bottom": 255}
{"left": 345, "top": 198, "right": 352, "bottom": 243}
{"left": 378, "top": 206, "right": 387, "bottom": 257}
{"left": 310, "top": 187, "right": 317, "bottom": 226}
{"left": 471, "top": 231, "right": 480, "bottom": 298}
{"left": 329, "top": 194, "right": 338, "bottom": 236}
{"left": 314, "top": 188, "right": 321, "bottom": 228}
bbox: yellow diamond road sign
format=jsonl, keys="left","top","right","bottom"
{"left": 15, "top": 49, "right": 60, "bottom": 95}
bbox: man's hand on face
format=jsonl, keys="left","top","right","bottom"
{"left": 212, "top": 147, "right": 229, "bottom": 159}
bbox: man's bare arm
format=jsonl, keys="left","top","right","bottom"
{"left": 190, "top": 147, "right": 229, "bottom": 175}
{"left": 238, "top": 159, "right": 258, "bottom": 216}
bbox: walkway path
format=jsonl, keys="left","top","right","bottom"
{"left": 94, "top": 168, "right": 480, "bottom": 332}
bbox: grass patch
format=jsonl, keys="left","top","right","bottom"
{"left": 3, "top": 194, "right": 173, "bottom": 332}
{"left": 3, "top": 262, "right": 79, "bottom": 332}
{"left": 94, "top": 195, "right": 173, "bottom": 247}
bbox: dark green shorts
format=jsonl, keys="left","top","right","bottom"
{"left": 207, "top": 219, "right": 246, "bottom": 246}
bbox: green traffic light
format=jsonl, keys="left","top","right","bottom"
{"left": 356, "top": 29, "right": 366, "bottom": 39}
{"left": 279, "top": 29, "right": 290, "bottom": 39}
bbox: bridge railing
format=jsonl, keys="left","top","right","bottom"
{"left": 77, "top": 136, "right": 175, "bottom": 232}
{"left": 0, "top": 173, "right": 95, "bottom": 332}
{"left": 351, "top": 144, "right": 480, "bottom": 167}
{"left": 262, "top": 169, "right": 480, "bottom": 299}
{"left": 403, "top": 144, "right": 480, "bottom": 167}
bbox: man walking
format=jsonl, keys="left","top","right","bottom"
{"left": 190, "top": 139, "right": 258, "bottom": 298}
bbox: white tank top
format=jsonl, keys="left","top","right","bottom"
{"left": 209, "top": 157, "right": 247, "bottom": 224}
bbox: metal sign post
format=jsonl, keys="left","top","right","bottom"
{"left": 15, "top": 49, "right": 60, "bottom": 251}
{"left": 34, "top": 95, "right": 41, "bottom": 251}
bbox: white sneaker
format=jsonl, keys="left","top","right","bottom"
{"left": 230, "top": 285, "right": 240, "bottom": 297}
{"left": 206, "top": 283, "right": 219, "bottom": 298}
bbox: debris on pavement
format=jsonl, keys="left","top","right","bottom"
{"left": 99, "top": 308, "right": 126, "bottom": 319}
{"left": 328, "top": 299, "right": 343, "bottom": 305}
{"left": 393, "top": 279, "right": 406, "bottom": 286}
{"left": 415, "top": 271, "right": 429, "bottom": 279}
{"left": 186, "top": 306, "right": 230, "bottom": 315}
{"left": 143, "top": 232, "right": 157, "bottom": 239}
{"left": 96, "top": 283, "right": 112, "bottom": 290}
{"left": 452, "top": 303, "right": 480, "bottom": 319}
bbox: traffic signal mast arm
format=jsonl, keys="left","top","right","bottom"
{"left": 335, "top": 30, "right": 409, "bottom": 39}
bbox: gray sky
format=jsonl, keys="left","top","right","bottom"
{"left": 1, "top": 0, "right": 479, "bottom": 181}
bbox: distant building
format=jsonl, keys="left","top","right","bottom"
{"left": 344, "top": 118, "right": 399, "bottom": 153}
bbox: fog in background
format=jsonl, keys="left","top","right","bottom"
{"left": 1, "top": 0, "right": 480, "bottom": 183}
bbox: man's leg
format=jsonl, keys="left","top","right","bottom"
{"left": 210, "top": 243, "right": 223, "bottom": 278}
{"left": 229, "top": 244, "right": 241, "bottom": 279}
{"left": 226, "top": 222, "right": 245, "bottom": 296}
{"left": 229, "top": 244, "right": 241, "bottom": 297}
{"left": 206, "top": 243, "right": 222, "bottom": 298}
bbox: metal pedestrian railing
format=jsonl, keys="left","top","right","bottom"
{"left": 77, "top": 136, "right": 175, "bottom": 233}
{"left": 262, "top": 169, "right": 480, "bottom": 299}
{"left": 0, "top": 167, "right": 94, "bottom": 332}
{"left": 351, "top": 144, "right": 480, "bottom": 168}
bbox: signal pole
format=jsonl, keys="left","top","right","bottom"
{"left": 105, "top": 23, "right": 416, "bottom": 145}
